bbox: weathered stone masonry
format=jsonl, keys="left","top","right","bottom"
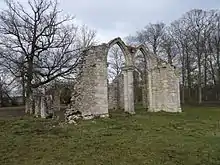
{"left": 149, "top": 64, "right": 181, "bottom": 112}
{"left": 108, "top": 73, "right": 124, "bottom": 110}
{"left": 66, "top": 37, "right": 182, "bottom": 122}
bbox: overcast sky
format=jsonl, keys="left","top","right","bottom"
{"left": 0, "top": 0, "right": 220, "bottom": 43}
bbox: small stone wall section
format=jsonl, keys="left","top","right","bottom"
{"left": 148, "top": 64, "right": 181, "bottom": 112}
{"left": 108, "top": 74, "right": 124, "bottom": 110}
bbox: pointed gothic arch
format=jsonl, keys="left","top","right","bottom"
{"left": 107, "top": 37, "right": 132, "bottom": 66}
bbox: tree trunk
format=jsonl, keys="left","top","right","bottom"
{"left": 25, "top": 86, "right": 34, "bottom": 114}
{"left": 25, "top": 69, "right": 34, "bottom": 114}
{"left": 22, "top": 75, "right": 26, "bottom": 105}
{"left": 217, "top": 49, "right": 220, "bottom": 100}
{"left": 198, "top": 58, "right": 202, "bottom": 104}
{"left": 25, "top": 58, "right": 34, "bottom": 114}
{"left": 204, "top": 52, "right": 208, "bottom": 101}
{"left": 167, "top": 48, "right": 172, "bottom": 65}
{"left": 181, "top": 49, "right": 185, "bottom": 104}
{"left": 185, "top": 48, "right": 192, "bottom": 101}
{"left": 0, "top": 85, "right": 3, "bottom": 107}
{"left": 181, "top": 67, "right": 185, "bottom": 104}
{"left": 40, "top": 88, "right": 47, "bottom": 118}
{"left": 25, "top": 85, "right": 30, "bottom": 114}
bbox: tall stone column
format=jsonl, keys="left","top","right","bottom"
{"left": 142, "top": 84, "right": 147, "bottom": 109}
{"left": 141, "top": 73, "right": 148, "bottom": 110}
{"left": 122, "top": 68, "right": 129, "bottom": 113}
{"left": 127, "top": 67, "right": 135, "bottom": 114}
{"left": 122, "top": 66, "right": 135, "bottom": 114}
{"left": 147, "top": 70, "right": 153, "bottom": 111}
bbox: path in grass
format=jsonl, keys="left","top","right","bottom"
{"left": 0, "top": 106, "right": 220, "bottom": 165}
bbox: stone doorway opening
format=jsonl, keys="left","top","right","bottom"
{"left": 107, "top": 44, "right": 125, "bottom": 111}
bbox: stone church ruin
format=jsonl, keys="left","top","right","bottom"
{"left": 65, "top": 37, "right": 181, "bottom": 123}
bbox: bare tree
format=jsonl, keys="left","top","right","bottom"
{"left": 169, "top": 19, "right": 194, "bottom": 103}
{"left": 0, "top": 0, "right": 96, "bottom": 114}
{"left": 108, "top": 46, "right": 124, "bottom": 80}
{"left": 181, "top": 9, "right": 214, "bottom": 104}
{"left": 209, "top": 10, "right": 220, "bottom": 99}
{"left": 76, "top": 24, "right": 97, "bottom": 48}
{"left": 136, "top": 22, "right": 165, "bottom": 55}
{"left": 160, "top": 27, "right": 178, "bottom": 65}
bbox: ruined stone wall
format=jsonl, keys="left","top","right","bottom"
{"left": 33, "top": 86, "right": 55, "bottom": 118}
{"left": 72, "top": 45, "right": 109, "bottom": 118}
{"left": 66, "top": 37, "right": 182, "bottom": 123}
{"left": 148, "top": 64, "right": 181, "bottom": 112}
{"left": 166, "top": 66, "right": 181, "bottom": 112}
{"left": 93, "top": 46, "right": 109, "bottom": 116}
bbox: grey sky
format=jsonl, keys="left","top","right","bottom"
{"left": 0, "top": 0, "right": 220, "bottom": 43}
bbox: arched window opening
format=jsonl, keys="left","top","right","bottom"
{"left": 107, "top": 44, "right": 126, "bottom": 111}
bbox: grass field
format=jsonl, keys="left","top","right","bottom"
{"left": 1, "top": 106, "right": 220, "bottom": 165}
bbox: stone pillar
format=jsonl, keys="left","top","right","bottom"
{"left": 122, "top": 68, "right": 129, "bottom": 112}
{"left": 133, "top": 70, "right": 139, "bottom": 104}
{"left": 141, "top": 73, "right": 148, "bottom": 110}
{"left": 147, "top": 70, "right": 153, "bottom": 111}
{"left": 122, "top": 66, "right": 135, "bottom": 114}
{"left": 127, "top": 68, "right": 135, "bottom": 114}
{"left": 40, "top": 88, "right": 47, "bottom": 118}
{"left": 142, "top": 84, "right": 147, "bottom": 109}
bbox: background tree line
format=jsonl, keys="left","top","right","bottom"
{"left": 127, "top": 9, "right": 220, "bottom": 104}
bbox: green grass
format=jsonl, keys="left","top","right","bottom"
{"left": 1, "top": 106, "right": 220, "bottom": 165}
